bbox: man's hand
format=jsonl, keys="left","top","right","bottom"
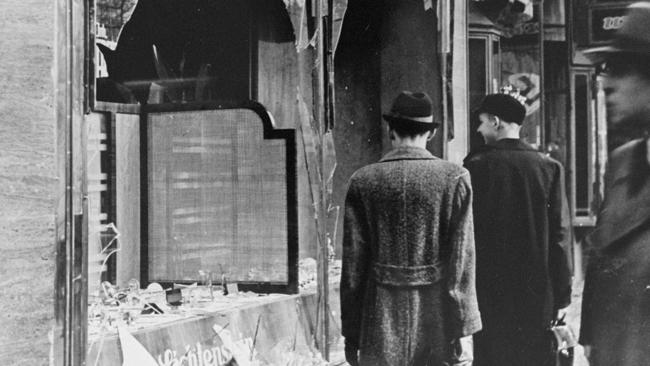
{"left": 444, "top": 336, "right": 474, "bottom": 366}
{"left": 344, "top": 340, "right": 359, "bottom": 366}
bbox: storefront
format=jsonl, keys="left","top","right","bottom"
{"left": 53, "top": 0, "right": 630, "bottom": 363}
{"left": 53, "top": 0, "right": 346, "bottom": 364}
{"left": 52, "top": 0, "right": 469, "bottom": 365}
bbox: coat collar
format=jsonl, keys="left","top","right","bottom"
{"left": 464, "top": 138, "right": 536, "bottom": 163}
{"left": 587, "top": 138, "right": 650, "bottom": 251}
{"left": 379, "top": 146, "right": 438, "bottom": 162}
{"left": 491, "top": 138, "right": 538, "bottom": 152}
{"left": 609, "top": 138, "right": 650, "bottom": 183}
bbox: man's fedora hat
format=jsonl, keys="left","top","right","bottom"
{"left": 383, "top": 91, "right": 438, "bottom": 129}
{"left": 583, "top": 2, "right": 650, "bottom": 61}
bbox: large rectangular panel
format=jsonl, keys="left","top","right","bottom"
{"left": 146, "top": 108, "right": 294, "bottom": 290}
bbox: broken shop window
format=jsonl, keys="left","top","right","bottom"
{"left": 94, "top": 0, "right": 252, "bottom": 105}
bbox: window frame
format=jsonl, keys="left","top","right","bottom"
{"left": 95, "top": 101, "right": 299, "bottom": 294}
{"left": 468, "top": 31, "right": 501, "bottom": 151}
{"left": 569, "top": 67, "right": 602, "bottom": 227}
{"left": 136, "top": 101, "right": 298, "bottom": 294}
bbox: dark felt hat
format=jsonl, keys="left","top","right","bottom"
{"left": 583, "top": 2, "right": 650, "bottom": 62}
{"left": 476, "top": 93, "right": 527, "bottom": 124}
{"left": 383, "top": 91, "right": 438, "bottom": 129}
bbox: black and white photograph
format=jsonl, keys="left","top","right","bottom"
{"left": 2, "top": 0, "right": 650, "bottom": 365}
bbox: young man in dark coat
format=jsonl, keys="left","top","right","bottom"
{"left": 579, "top": 3, "right": 650, "bottom": 364}
{"left": 463, "top": 92, "right": 572, "bottom": 366}
{"left": 341, "top": 91, "right": 482, "bottom": 366}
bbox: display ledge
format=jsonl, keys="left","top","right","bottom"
{"left": 88, "top": 285, "right": 342, "bottom": 366}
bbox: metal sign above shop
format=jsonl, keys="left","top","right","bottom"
{"left": 589, "top": 6, "right": 628, "bottom": 43}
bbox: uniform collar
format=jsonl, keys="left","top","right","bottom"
{"left": 379, "top": 146, "right": 438, "bottom": 162}
{"left": 586, "top": 138, "right": 650, "bottom": 251}
{"left": 610, "top": 138, "right": 650, "bottom": 183}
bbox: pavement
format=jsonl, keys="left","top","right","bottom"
{"left": 566, "top": 278, "right": 588, "bottom": 366}
{"left": 328, "top": 276, "right": 589, "bottom": 366}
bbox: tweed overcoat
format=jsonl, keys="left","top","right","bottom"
{"left": 341, "top": 146, "right": 482, "bottom": 366}
{"left": 580, "top": 138, "right": 650, "bottom": 366}
{"left": 463, "top": 139, "right": 572, "bottom": 366}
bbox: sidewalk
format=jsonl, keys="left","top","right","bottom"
{"left": 566, "top": 278, "right": 588, "bottom": 366}
{"left": 328, "top": 276, "right": 589, "bottom": 366}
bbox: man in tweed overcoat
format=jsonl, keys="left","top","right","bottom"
{"left": 341, "top": 91, "right": 482, "bottom": 366}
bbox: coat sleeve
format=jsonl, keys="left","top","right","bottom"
{"left": 340, "top": 178, "right": 371, "bottom": 349}
{"left": 548, "top": 162, "right": 573, "bottom": 310}
{"left": 445, "top": 172, "right": 482, "bottom": 338}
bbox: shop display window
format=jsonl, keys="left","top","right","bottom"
{"left": 142, "top": 106, "right": 297, "bottom": 292}
{"left": 84, "top": 0, "right": 301, "bottom": 292}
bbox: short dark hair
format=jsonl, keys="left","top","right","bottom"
{"left": 388, "top": 119, "right": 436, "bottom": 138}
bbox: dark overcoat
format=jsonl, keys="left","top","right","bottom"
{"left": 579, "top": 138, "right": 650, "bottom": 366}
{"left": 341, "top": 146, "right": 482, "bottom": 366}
{"left": 463, "top": 139, "right": 572, "bottom": 366}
